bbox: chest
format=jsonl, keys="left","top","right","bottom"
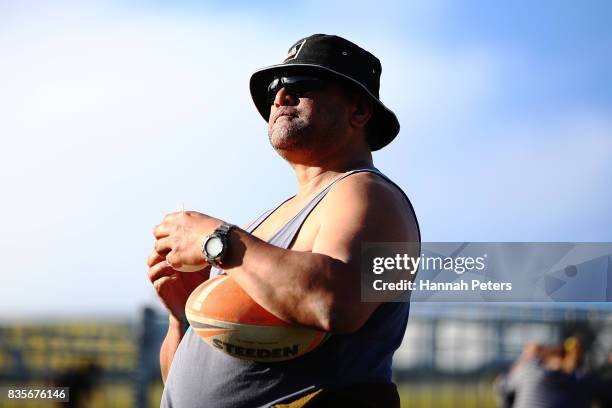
{"left": 249, "top": 198, "right": 322, "bottom": 252}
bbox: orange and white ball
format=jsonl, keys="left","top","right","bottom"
{"left": 185, "top": 275, "right": 329, "bottom": 362}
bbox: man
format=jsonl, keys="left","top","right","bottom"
{"left": 147, "top": 34, "right": 420, "bottom": 407}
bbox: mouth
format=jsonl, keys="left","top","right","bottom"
{"left": 273, "top": 109, "right": 296, "bottom": 123}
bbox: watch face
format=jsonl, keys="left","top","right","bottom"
{"left": 205, "top": 236, "right": 224, "bottom": 258}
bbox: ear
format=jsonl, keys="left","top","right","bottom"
{"left": 349, "top": 93, "right": 373, "bottom": 129}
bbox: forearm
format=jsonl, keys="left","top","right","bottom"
{"left": 224, "top": 228, "right": 357, "bottom": 333}
{"left": 160, "top": 316, "right": 187, "bottom": 384}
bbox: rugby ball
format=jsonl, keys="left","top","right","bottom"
{"left": 185, "top": 275, "right": 329, "bottom": 362}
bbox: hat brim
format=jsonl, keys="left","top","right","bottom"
{"left": 249, "top": 63, "right": 400, "bottom": 151}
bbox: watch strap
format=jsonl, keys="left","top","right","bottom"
{"left": 216, "top": 222, "right": 234, "bottom": 235}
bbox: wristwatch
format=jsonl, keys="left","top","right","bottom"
{"left": 201, "top": 222, "right": 234, "bottom": 267}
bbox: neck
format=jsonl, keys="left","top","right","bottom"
{"left": 273, "top": 129, "right": 374, "bottom": 197}
{"left": 289, "top": 150, "right": 373, "bottom": 197}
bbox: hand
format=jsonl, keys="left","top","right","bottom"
{"left": 153, "top": 211, "right": 223, "bottom": 272}
{"left": 147, "top": 250, "right": 210, "bottom": 323}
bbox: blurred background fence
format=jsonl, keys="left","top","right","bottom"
{"left": 1, "top": 303, "right": 611, "bottom": 407}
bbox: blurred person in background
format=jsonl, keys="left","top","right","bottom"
{"left": 495, "top": 336, "right": 612, "bottom": 408}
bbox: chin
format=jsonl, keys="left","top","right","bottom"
{"left": 269, "top": 138, "right": 299, "bottom": 152}
{"left": 268, "top": 124, "right": 322, "bottom": 154}
{"left": 269, "top": 129, "right": 300, "bottom": 150}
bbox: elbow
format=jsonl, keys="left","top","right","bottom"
{"left": 317, "top": 297, "right": 368, "bottom": 335}
{"left": 305, "top": 259, "right": 370, "bottom": 335}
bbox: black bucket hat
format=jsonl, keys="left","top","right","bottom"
{"left": 250, "top": 34, "right": 400, "bottom": 151}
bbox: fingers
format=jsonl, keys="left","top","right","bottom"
{"left": 163, "top": 212, "right": 179, "bottom": 222}
{"left": 148, "top": 259, "right": 175, "bottom": 283}
{"left": 153, "top": 274, "right": 189, "bottom": 322}
{"left": 154, "top": 236, "right": 172, "bottom": 255}
{"left": 150, "top": 210, "right": 196, "bottom": 272}
{"left": 165, "top": 251, "right": 182, "bottom": 269}
{"left": 154, "top": 211, "right": 193, "bottom": 238}
{"left": 147, "top": 251, "right": 165, "bottom": 267}
{"left": 153, "top": 234, "right": 184, "bottom": 270}
{"left": 152, "top": 274, "right": 177, "bottom": 292}
{"left": 148, "top": 231, "right": 180, "bottom": 271}
{"left": 153, "top": 223, "right": 170, "bottom": 239}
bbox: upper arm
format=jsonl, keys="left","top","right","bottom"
{"left": 309, "top": 173, "right": 419, "bottom": 332}
{"left": 312, "top": 172, "right": 419, "bottom": 262}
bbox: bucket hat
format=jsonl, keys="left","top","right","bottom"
{"left": 250, "top": 34, "right": 400, "bottom": 151}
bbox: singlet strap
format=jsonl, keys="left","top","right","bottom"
{"left": 210, "top": 166, "right": 419, "bottom": 279}
{"left": 265, "top": 166, "right": 420, "bottom": 250}
{"left": 244, "top": 195, "right": 294, "bottom": 234}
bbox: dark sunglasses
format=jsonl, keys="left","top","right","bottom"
{"left": 266, "top": 75, "right": 327, "bottom": 104}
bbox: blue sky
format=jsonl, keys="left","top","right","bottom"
{"left": 0, "top": 0, "right": 610, "bottom": 317}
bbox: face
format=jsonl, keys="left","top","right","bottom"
{"left": 267, "top": 76, "right": 351, "bottom": 154}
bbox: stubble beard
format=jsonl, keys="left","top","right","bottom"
{"left": 269, "top": 116, "right": 313, "bottom": 151}
{"left": 268, "top": 114, "right": 342, "bottom": 156}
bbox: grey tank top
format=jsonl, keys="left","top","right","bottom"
{"left": 161, "top": 166, "right": 418, "bottom": 408}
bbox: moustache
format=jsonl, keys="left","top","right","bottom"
{"left": 272, "top": 108, "right": 297, "bottom": 123}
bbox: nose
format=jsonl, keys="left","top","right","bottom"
{"left": 273, "top": 87, "right": 298, "bottom": 107}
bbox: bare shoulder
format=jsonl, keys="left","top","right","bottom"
{"left": 323, "top": 171, "right": 414, "bottom": 217}
{"left": 332, "top": 171, "right": 408, "bottom": 202}
{"left": 316, "top": 171, "right": 419, "bottom": 242}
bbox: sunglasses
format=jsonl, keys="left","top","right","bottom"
{"left": 266, "top": 75, "right": 327, "bottom": 104}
